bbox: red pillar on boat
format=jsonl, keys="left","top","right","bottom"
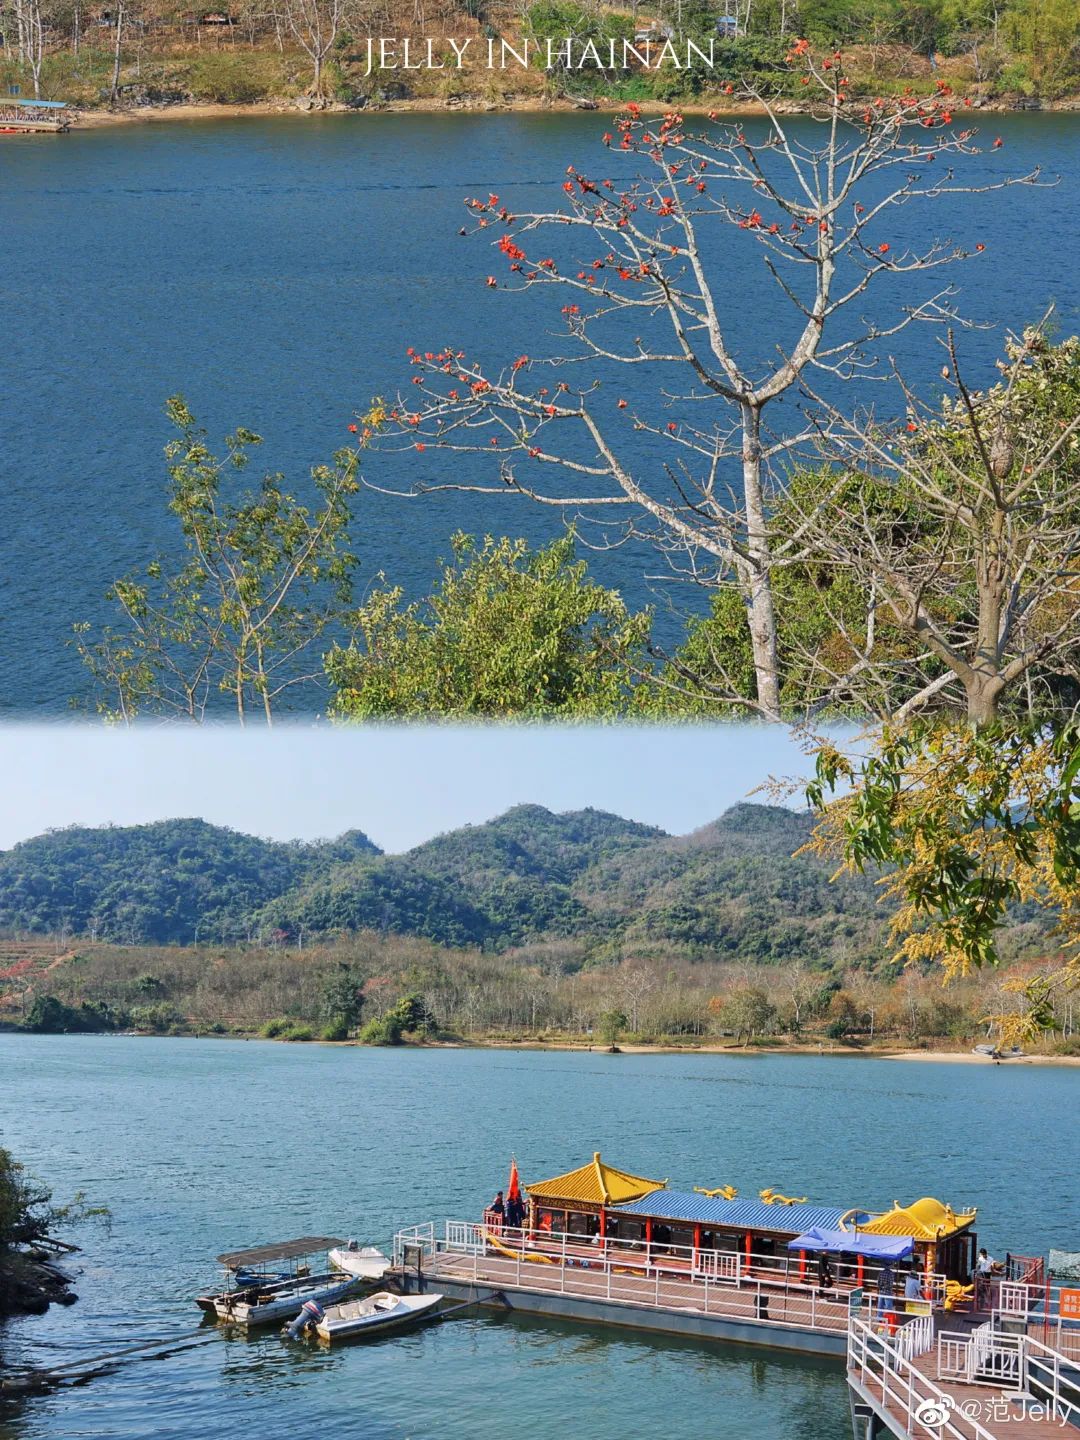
{"left": 744, "top": 1232, "right": 752, "bottom": 1274}
{"left": 799, "top": 1249, "right": 806, "bottom": 1282}
{"left": 856, "top": 1254, "right": 865, "bottom": 1288}
{"left": 599, "top": 1208, "right": 606, "bottom": 1251}
{"left": 693, "top": 1223, "right": 701, "bottom": 1271}
{"left": 645, "top": 1217, "right": 652, "bottom": 1264}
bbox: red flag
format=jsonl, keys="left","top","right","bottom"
{"left": 507, "top": 1157, "right": 521, "bottom": 1204}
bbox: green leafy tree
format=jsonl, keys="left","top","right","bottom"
{"left": 326, "top": 532, "right": 652, "bottom": 719}
{"left": 358, "top": 1014, "right": 404, "bottom": 1045}
{"left": 714, "top": 986, "right": 777, "bottom": 1045}
{"left": 388, "top": 992, "right": 438, "bottom": 1034}
{"left": 598, "top": 1008, "right": 628, "bottom": 1047}
{"left": 320, "top": 962, "right": 366, "bottom": 1037}
{"left": 0, "top": 1149, "right": 54, "bottom": 1250}
{"left": 75, "top": 397, "right": 359, "bottom": 725}
{"left": 806, "top": 717, "right": 1080, "bottom": 1039}
{"left": 25, "top": 994, "right": 120, "bottom": 1033}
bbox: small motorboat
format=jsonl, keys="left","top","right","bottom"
{"left": 215, "top": 1273, "right": 359, "bottom": 1327}
{"left": 328, "top": 1243, "right": 391, "bottom": 1281}
{"left": 315, "top": 1290, "right": 443, "bottom": 1342}
{"left": 198, "top": 1236, "right": 351, "bottom": 1322}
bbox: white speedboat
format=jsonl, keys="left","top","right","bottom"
{"left": 329, "top": 1244, "right": 391, "bottom": 1281}
{"left": 315, "top": 1290, "right": 443, "bottom": 1342}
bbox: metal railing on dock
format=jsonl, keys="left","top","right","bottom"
{"left": 849, "top": 1315, "right": 1000, "bottom": 1440}
{"left": 393, "top": 1221, "right": 947, "bottom": 1339}
{"left": 849, "top": 1308, "right": 1080, "bottom": 1439}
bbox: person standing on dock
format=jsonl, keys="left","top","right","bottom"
{"left": 505, "top": 1158, "right": 525, "bottom": 1232}
{"left": 816, "top": 1253, "right": 834, "bottom": 1297}
{"left": 974, "top": 1248, "right": 996, "bottom": 1308}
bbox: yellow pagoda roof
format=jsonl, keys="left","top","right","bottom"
{"left": 859, "top": 1197, "right": 977, "bottom": 1241}
{"left": 526, "top": 1153, "right": 667, "bottom": 1206}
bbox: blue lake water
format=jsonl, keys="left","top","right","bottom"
{"left": 1, "top": 1037, "right": 1078, "bottom": 1438}
{"left": 2, "top": 111, "right": 1078, "bottom": 714}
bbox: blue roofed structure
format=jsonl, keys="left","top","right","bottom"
{"left": 787, "top": 1228, "right": 914, "bottom": 1260}
{"left": 613, "top": 1190, "right": 866, "bottom": 1232}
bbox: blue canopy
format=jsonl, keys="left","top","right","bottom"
{"left": 787, "top": 1227, "right": 914, "bottom": 1261}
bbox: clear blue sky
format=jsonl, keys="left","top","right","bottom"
{"left": 0, "top": 724, "right": 836, "bottom": 853}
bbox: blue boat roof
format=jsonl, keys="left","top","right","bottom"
{"left": 12, "top": 98, "right": 68, "bottom": 109}
{"left": 613, "top": 1190, "right": 862, "bottom": 1232}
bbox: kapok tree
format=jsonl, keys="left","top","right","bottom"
{"left": 359, "top": 46, "right": 1035, "bottom": 721}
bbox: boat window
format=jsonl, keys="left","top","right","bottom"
{"left": 567, "top": 1211, "right": 599, "bottom": 1239}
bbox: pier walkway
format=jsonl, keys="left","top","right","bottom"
{"left": 393, "top": 1220, "right": 908, "bottom": 1355}
{"left": 848, "top": 1312, "right": 1080, "bottom": 1439}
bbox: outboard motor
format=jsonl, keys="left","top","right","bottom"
{"left": 284, "top": 1299, "right": 324, "bottom": 1340}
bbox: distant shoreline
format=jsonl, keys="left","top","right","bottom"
{"left": 9, "top": 1028, "right": 1080, "bottom": 1065}
{"left": 70, "top": 94, "right": 1080, "bottom": 130}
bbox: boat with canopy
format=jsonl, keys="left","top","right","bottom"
{"left": 198, "top": 1237, "right": 361, "bottom": 1326}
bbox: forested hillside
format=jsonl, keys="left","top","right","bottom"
{"left": 0, "top": 819, "right": 379, "bottom": 946}
{"left": 260, "top": 805, "right": 667, "bottom": 949}
{"left": 0, "top": 803, "right": 1054, "bottom": 969}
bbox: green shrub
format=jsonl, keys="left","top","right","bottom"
{"left": 321, "top": 1020, "right": 350, "bottom": 1042}
{"left": 25, "top": 995, "right": 123, "bottom": 1033}
{"left": 1052, "top": 1036, "right": 1080, "bottom": 1056}
{"left": 0, "top": 1148, "right": 54, "bottom": 1250}
{"left": 259, "top": 1017, "right": 291, "bottom": 1038}
{"left": 129, "top": 1003, "right": 186, "bottom": 1034}
{"left": 358, "top": 1016, "right": 403, "bottom": 1046}
{"left": 283, "top": 1025, "right": 314, "bottom": 1042}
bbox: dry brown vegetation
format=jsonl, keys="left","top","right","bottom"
{"left": 4, "top": 931, "right": 1079, "bottom": 1053}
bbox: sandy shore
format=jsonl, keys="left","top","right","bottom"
{"left": 484, "top": 1038, "right": 1080, "bottom": 1065}
{"left": 883, "top": 1048, "right": 1080, "bottom": 1066}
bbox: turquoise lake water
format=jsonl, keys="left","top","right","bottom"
{"left": 2, "top": 112, "right": 1079, "bottom": 714}
{"left": 1, "top": 1036, "right": 1078, "bottom": 1438}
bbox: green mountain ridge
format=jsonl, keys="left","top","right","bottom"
{"left": 0, "top": 803, "right": 899, "bottom": 966}
{"left": 0, "top": 818, "right": 381, "bottom": 947}
{"left": 0, "top": 801, "right": 1057, "bottom": 969}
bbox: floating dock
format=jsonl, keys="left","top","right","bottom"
{"left": 392, "top": 1223, "right": 850, "bottom": 1356}
{"left": 0, "top": 98, "right": 71, "bottom": 132}
{"left": 387, "top": 1153, "right": 1080, "bottom": 1439}
{"left": 390, "top": 1226, "right": 1080, "bottom": 1436}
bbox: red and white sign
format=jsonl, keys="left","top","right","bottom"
{"left": 1060, "top": 1289, "right": 1080, "bottom": 1321}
